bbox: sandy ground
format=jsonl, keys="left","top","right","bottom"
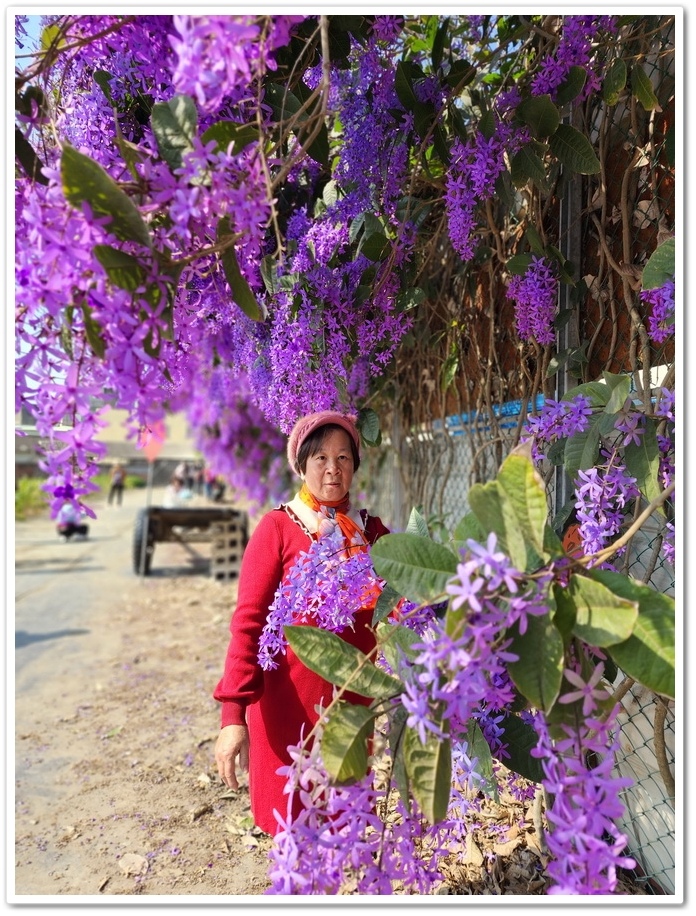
{"left": 13, "top": 488, "right": 274, "bottom": 904}
{"left": 11, "top": 488, "right": 648, "bottom": 904}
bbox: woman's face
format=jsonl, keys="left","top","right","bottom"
{"left": 302, "top": 428, "right": 355, "bottom": 502}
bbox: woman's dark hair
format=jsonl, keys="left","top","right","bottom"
{"left": 296, "top": 424, "right": 360, "bottom": 474}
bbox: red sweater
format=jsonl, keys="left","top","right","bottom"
{"left": 213, "top": 505, "right": 389, "bottom": 835}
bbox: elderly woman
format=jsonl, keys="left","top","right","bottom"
{"left": 213, "top": 411, "right": 389, "bottom": 836}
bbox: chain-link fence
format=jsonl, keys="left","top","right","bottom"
{"left": 361, "top": 387, "right": 675, "bottom": 893}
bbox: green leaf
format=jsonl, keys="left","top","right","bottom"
{"left": 506, "top": 611, "right": 564, "bottom": 713}
{"left": 396, "top": 287, "right": 427, "bottom": 312}
{"left": 451, "top": 511, "right": 486, "bottom": 553}
{"left": 443, "top": 58, "right": 476, "bottom": 90}
{"left": 61, "top": 143, "right": 151, "bottom": 247}
{"left": 506, "top": 253, "right": 533, "bottom": 276}
{"left": 79, "top": 301, "right": 106, "bottom": 359}
{"left": 496, "top": 713, "right": 546, "bottom": 784}
{"left": 432, "top": 17, "right": 449, "bottom": 71}
{"left": 370, "top": 534, "right": 458, "bottom": 605}
{"left": 15, "top": 127, "right": 48, "bottom": 185}
{"left": 564, "top": 417, "right": 601, "bottom": 476}
{"left": 283, "top": 625, "right": 403, "bottom": 700}
{"left": 41, "top": 23, "right": 64, "bottom": 51}
{"left": 623, "top": 417, "right": 665, "bottom": 515}
{"left": 386, "top": 705, "right": 410, "bottom": 804}
{"left": 376, "top": 620, "right": 422, "bottom": 673}
{"left": 525, "top": 223, "right": 546, "bottom": 256}
{"left": 406, "top": 506, "right": 431, "bottom": 538}
{"left": 555, "top": 66, "right": 587, "bottom": 107}
{"left": 394, "top": 60, "right": 421, "bottom": 112}
{"left": 602, "top": 371, "right": 631, "bottom": 413}
{"left": 561, "top": 379, "right": 612, "bottom": 407}
{"left": 548, "top": 123, "right": 601, "bottom": 175}
{"left": 260, "top": 254, "right": 279, "bottom": 295}
{"left": 201, "top": 120, "right": 259, "bottom": 153}
{"left": 591, "top": 570, "right": 675, "bottom": 698}
{"left": 603, "top": 58, "right": 627, "bottom": 105}
{"left": 150, "top": 94, "right": 198, "bottom": 171}
{"left": 372, "top": 581, "right": 401, "bottom": 626}
{"left": 402, "top": 725, "right": 451, "bottom": 824}
{"left": 516, "top": 94, "right": 560, "bottom": 139}
{"left": 93, "top": 70, "right": 114, "bottom": 102}
{"left": 566, "top": 574, "right": 639, "bottom": 646}
{"left": 93, "top": 245, "right": 147, "bottom": 292}
{"left": 465, "top": 720, "right": 498, "bottom": 799}
{"left": 642, "top": 238, "right": 675, "bottom": 289}
{"left": 357, "top": 407, "right": 381, "bottom": 446}
{"left": 510, "top": 143, "right": 548, "bottom": 188}
{"left": 631, "top": 65, "right": 661, "bottom": 111}
{"left": 320, "top": 701, "right": 377, "bottom": 783}
{"left": 359, "top": 232, "right": 390, "bottom": 261}
{"left": 467, "top": 442, "right": 547, "bottom": 571}
{"left": 217, "top": 218, "right": 263, "bottom": 321}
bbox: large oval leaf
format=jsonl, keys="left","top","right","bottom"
{"left": 631, "top": 65, "right": 661, "bottom": 112}
{"left": 284, "top": 625, "right": 402, "bottom": 700}
{"left": 402, "top": 724, "right": 451, "bottom": 824}
{"left": 320, "top": 701, "right": 377, "bottom": 783}
{"left": 591, "top": 570, "right": 675, "bottom": 699}
{"left": 642, "top": 237, "right": 675, "bottom": 289}
{"left": 467, "top": 443, "right": 547, "bottom": 571}
{"left": 506, "top": 611, "right": 564, "bottom": 713}
{"left": 623, "top": 417, "right": 665, "bottom": 515}
{"left": 151, "top": 94, "right": 197, "bottom": 171}
{"left": 548, "top": 123, "right": 601, "bottom": 175}
{"left": 495, "top": 713, "right": 545, "bottom": 784}
{"left": 201, "top": 120, "right": 259, "bottom": 154}
{"left": 217, "top": 218, "right": 263, "bottom": 321}
{"left": 61, "top": 143, "right": 151, "bottom": 247}
{"left": 516, "top": 94, "right": 560, "bottom": 139}
{"left": 567, "top": 574, "right": 639, "bottom": 646}
{"left": 93, "top": 245, "right": 147, "bottom": 292}
{"left": 370, "top": 534, "right": 458, "bottom": 604}
{"left": 603, "top": 58, "right": 627, "bottom": 105}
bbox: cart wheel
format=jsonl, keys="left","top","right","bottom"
{"left": 133, "top": 508, "right": 155, "bottom": 574}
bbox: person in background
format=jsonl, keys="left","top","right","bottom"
{"left": 56, "top": 501, "right": 89, "bottom": 541}
{"left": 213, "top": 410, "right": 389, "bottom": 837}
{"left": 163, "top": 474, "right": 192, "bottom": 507}
{"left": 107, "top": 463, "right": 126, "bottom": 506}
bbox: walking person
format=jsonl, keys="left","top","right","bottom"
{"left": 213, "top": 411, "right": 389, "bottom": 836}
{"left": 107, "top": 463, "right": 126, "bottom": 506}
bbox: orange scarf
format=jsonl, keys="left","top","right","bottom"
{"left": 298, "top": 483, "right": 366, "bottom": 550}
{"left": 298, "top": 484, "right": 382, "bottom": 612}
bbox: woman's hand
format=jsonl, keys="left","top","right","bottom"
{"left": 215, "top": 724, "right": 250, "bottom": 790}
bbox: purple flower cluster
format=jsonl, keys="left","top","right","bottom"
{"left": 522, "top": 394, "right": 593, "bottom": 461}
{"left": 257, "top": 523, "right": 382, "bottom": 669}
{"left": 507, "top": 255, "right": 559, "bottom": 346}
{"left": 574, "top": 450, "right": 639, "bottom": 556}
{"left": 395, "top": 533, "right": 547, "bottom": 741}
{"left": 531, "top": 16, "right": 619, "bottom": 102}
{"left": 267, "top": 725, "right": 451, "bottom": 894}
{"left": 641, "top": 279, "right": 675, "bottom": 344}
{"left": 530, "top": 691, "right": 635, "bottom": 893}
{"left": 445, "top": 119, "right": 530, "bottom": 261}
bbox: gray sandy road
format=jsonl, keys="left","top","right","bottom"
{"left": 13, "top": 486, "right": 211, "bottom": 800}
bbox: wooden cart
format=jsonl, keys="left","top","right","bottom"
{"left": 132, "top": 505, "right": 248, "bottom": 578}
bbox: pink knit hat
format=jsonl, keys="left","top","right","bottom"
{"left": 287, "top": 410, "right": 360, "bottom": 475}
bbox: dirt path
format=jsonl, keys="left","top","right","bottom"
{"left": 13, "top": 488, "right": 273, "bottom": 900}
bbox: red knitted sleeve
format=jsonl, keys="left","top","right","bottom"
{"left": 213, "top": 510, "right": 302, "bottom": 727}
